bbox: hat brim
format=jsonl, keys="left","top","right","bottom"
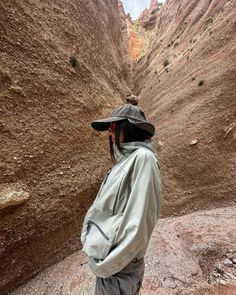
{"left": 129, "top": 120, "right": 155, "bottom": 137}
{"left": 91, "top": 117, "right": 155, "bottom": 137}
{"left": 91, "top": 117, "right": 126, "bottom": 131}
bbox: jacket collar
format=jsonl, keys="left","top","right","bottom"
{"left": 113, "top": 141, "right": 156, "bottom": 163}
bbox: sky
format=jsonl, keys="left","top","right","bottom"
{"left": 122, "top": 0, "right": 165, "bottom": 20}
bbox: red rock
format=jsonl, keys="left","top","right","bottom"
{"left": 0, "top": 0, "right": 131, "bottom": 293}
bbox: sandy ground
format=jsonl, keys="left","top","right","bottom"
{"left": 10, "top": 206, "right": 236, "bottom": 295}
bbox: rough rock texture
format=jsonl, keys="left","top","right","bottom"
{"left": 2, "top": 0, "right": 236, "bottom": 294}
{"left": 118, "top": 0, "right": 133, "bottom": 86}
{"left": 137, "top": 0, "right": 162, "bottom": 30}
{"left": 10, "top": 206, "right": 236, "bottom": 295}
{"left": 0, "top": 183, "right": 29, "bottom": 209}
{"left": 134, "top": 0, "right": 236, "bottom": 217}
{"left": 142, "top": 206, "right": 236, "bottom": 294}
{"left": 0, "top": 0, "right": 130, "bottom": 294}
{"left": 126, "top": 15, "right": 151, "bottom": 62}
{"left": 126, "top": 1, "right": 162, "bottom": 62}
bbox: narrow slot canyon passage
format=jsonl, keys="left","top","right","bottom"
{"left": 1, "top": 0, "right": 236, "bottom": 294}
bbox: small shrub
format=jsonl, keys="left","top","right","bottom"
{"left": 134, "top": 21, "right": 141, "bottom": 32}
{"left": 206, "top": 17, "right": 213, "bottom": 25}
{"left": 163, "top": 58, "right": 170, "bottom": 67}
{"left": 191, "top": 77, "right": 196, "bottom": 81}
{"left": 69, "top": 54, "right": 80, "bottom": 68}
{"left": 198, "top": 80, "right": 204, "bottom": 86}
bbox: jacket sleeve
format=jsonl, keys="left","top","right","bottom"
{"left": 88, "top": 149, "right": 161, "bottom": 278}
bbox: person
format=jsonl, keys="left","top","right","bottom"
{"left": 81, "top": 97, "right": 161, "bottom": 295}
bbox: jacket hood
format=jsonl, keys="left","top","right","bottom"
{"left": 113, "top": 141, "right": 157, "bottom": 163}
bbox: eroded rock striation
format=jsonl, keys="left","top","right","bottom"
{"left": 125, "top": 1, "right": 163, "bottom": 62}
{"left": 0, "top": 183, "right": 29, "bottom": 210}
{"left": 0, "top": 0, "right": 130, "bottom": 293}
{"left": 134, "top": 0, "right": 236, "bottom": 217}
{"left": 1, "top": 0, "right": 236, "bottom": 294}
{"left": 138, "top": 0, "right": 163, "bottom": 30}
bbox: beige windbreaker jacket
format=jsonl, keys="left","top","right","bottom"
{"left": 81, "top": 141, "right": 161, "bottom": 278}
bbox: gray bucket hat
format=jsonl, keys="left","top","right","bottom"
{"left": 91, "top": 103, "right": 155, "bottom": 137}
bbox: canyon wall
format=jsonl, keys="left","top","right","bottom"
{"left": 134, "top": 0, "right": 236, "bottom": 217}
{"left": 1, "top": 0, "right": 236, "bottom": 293}
{"left": 0, "top": 0, "right": 130, "bottom": 293}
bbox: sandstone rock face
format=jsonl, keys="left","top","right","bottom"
{"left": 117, "top": 0, "right": 133, "bottom": 86}
{"left": 0, "top": 0, "right": 130, "bottom": 293}
{"left": 126, "top": 14, "right": 151, "bottom": 62}
{"left": 0, "top": 184, "right": 29, "bottom": 210}
{"left": 1, "top": 0, "right": 236, "bottom": 294}
{"left": 126, "top": 1, "right": 162, "bottom": 62}
{"left": 134, "top": 0, "right": 236, "bottom": 217}
{"left": 137, "top": 0, "right": 162, "bottom": 30}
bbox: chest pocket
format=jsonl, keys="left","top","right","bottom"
{"left": 93, "top": 166, "right": 126, "bottom": 215}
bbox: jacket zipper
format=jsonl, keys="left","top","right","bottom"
{"left": 95, "top": 168, "right": 112, "bottom": 199}
{"left": 103, "top": 168, "right": 112, "bottom": 186}
{"left": 88, "top": 220, "right": 110, "bottom": 241}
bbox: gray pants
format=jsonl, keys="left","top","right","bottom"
{"left": 95, "top": 258, "right": 145, "bottom": 295}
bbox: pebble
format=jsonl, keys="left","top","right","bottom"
{"left": 190, "top": 139, "right": 198, "bottom": 145}
{"left": 219, "top": 279, "right": 227, "bottom": 286}
{"left": 224, "top": 273, "right": 235, "bottom": 280}
{"left": 191, "top": 271, "right": 198, "bottom": 277}
{"left": 223, "top": 258, "right": 233, "bottom": 266}
{"left": 212, "top": 272, "right": 220, "bottom": 277}
{"left": 215, "top": 266, "right": 224, "bottom": 274}
{"left": 162, "top": 278, "right": 177, "bottom": 289}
